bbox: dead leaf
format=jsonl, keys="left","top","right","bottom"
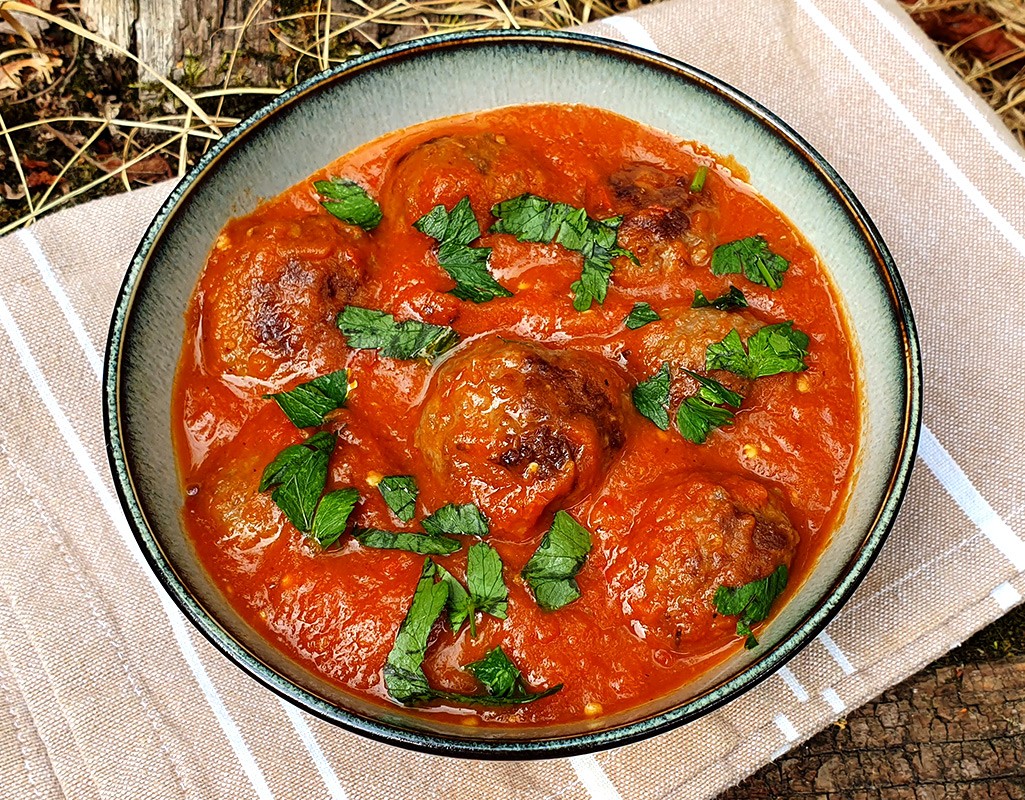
{"left": 20, "top": 157, "right": 50, "bottom": 170}
{"left": 126, "top": 154, "right": 172, "bottom": 183}
{"left": 0, "top": 2, "right": 51, "bottom": 43}
{"left": 909, "top": 8, "right": 1021, "bottom": 63}
{"left": 25, "top": 169, "right": 56, "bottom": 188}
{"left": 1, "top": 183, "right": 27, "bottom": 201}
{"left": 0, "top": 52, "right": 62, "bottom": 92}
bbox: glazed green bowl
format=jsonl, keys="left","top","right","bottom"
{"left": 105, "top": 29, "right": 921, "bottom": 758}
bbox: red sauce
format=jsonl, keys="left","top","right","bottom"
{"left": 173, "top": 104, "right": 860, "bottom": 726}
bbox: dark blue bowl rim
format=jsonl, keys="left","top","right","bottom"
{"left": 104, "top": 28, "right": 923, "bottom": 759}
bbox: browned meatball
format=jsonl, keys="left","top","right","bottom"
{"left": 381, "top": 133, "right": 558, "bottom": 228}
{"left": 608, "top": 162, "right": 719, "bottom": 285}
{"left": 598, "top": 472, "right": 799, "bottom": 653}
{"left": 200, "top": 213, "right": 368, "bottom": 380}
{"left": 416, "top": 338, "right": 627, "bottom": 539}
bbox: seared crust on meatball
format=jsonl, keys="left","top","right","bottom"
{"left": 200, "top": 214, "right": 368, "bottom": 380}
{"left": 416, "top": 337, "right": 627, "bottom": 539}
{"left": 599, "top": 472, "right": 799, "bottom": 653}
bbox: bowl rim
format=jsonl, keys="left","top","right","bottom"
{"left": 104, "top": 27, "right": 923, "bottom": 759}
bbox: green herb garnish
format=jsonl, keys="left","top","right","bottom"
{"left": 711, "top": 235, "right": 789, "bottom": 290}
{"left": 624, "top": 302, "right": 660, "bottom": 330}
{"left": 713, "top": 565, "right": 788, "bottom": 649}
{"left": 266, "top": 369, "right": 349, "bottom": 428}
{"left": 422, "top": 503, "right": 489, "bottom": 538}
{"left": 353, "top": 528, "right": 460, "bottom": 555}
{"left": 259, "top": 432, "right": 336, "bottom": 532}
{"left": 459, "top": 647, "right": 561, "bottom": 703}
{"left": 337, "top": 306, "right": 459, "bottom": 362}
{"left": 631, "top": 363, "right": 671, "bottom": 430}
{"left": 690, "top": 165, "right": 709, "bottom": 193}
{"left": 705, "top": 322, "right": 810, "bottom": 378}
{"left": 310, "top": 487, "right": 360, "bottom": 547}
{"left": 675, "top": 369, "right": 744, "bottom": 445}
{"left": 313, "top": 178, "right": 382, "bottom": 230}
{"left": 377, "top": 475, "right": 418, "bottom": 522}
{"left": 522, "top": 511, "right": 592, "bottom": 610}
{"left": 415, "top": 197, "right": 512, "bottom": 303}
{"left": 692, "top": 285, "right": 748, "bottom": 311}
{"left": 383, "top": 560, "right": 450, "bottom": 704}
{"left": 443, "top": 542, "right": 508, "bottom": 637}
{"left": 490, "top": 194, "right": 634, "bottom": 311}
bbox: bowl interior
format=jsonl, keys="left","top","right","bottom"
{"left": 107, "top": 31, "right": 919, "bottom": 757}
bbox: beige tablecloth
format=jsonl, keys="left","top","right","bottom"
{"left": 1, "top": 0, "right": 1024, "bottom": 797}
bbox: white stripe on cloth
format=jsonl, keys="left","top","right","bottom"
{"left": 15, "top": 230, "right": 102, "bottom": 379}
{"left": 599, "top": 15, "right": 660, "bottom": 53}
{"left": 991, "top": 582, "right": 1022, "bottom": 612}
{"left": 817, "top": 632, "right": 855, "bottom": 676}
{"left": 773, "top": 714, "right": 799, "bottom": 742}
{"left": 569, "top": 755, "right": 625, "bottom": 800}
{"left": 797, "top": 0, "right": 1025, "bottom": 260}
{"left": 858, "top": 0, "right": 1025, "bottom": 180}
{"left": 821, "top": 688, "right": 845, "bottom": 713}
{"left": 919, "top": 425, "right": 1025, "bottom": 571}
{"left": 0, "top": 293, "right": 275, "bottom": 800}
{"left": 777, "top": 666, "right": 809, "bottom": 702}
{"left": 17, "top": 235, "right": 353, "bottom": 798}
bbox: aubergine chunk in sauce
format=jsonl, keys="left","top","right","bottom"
{"left": 609, "top": 163, "right": 719, "bottom": 286}
{"left": 599, "top": 472, "right": 799, "bottom": 653}
{"left": 199, "top": 212, "right": 369, "bottom": 381}
{"left": 416, "top": 337, "right": 627, "bottom": 540}
{"left": 380, "top": 133, "right": 559, "bottom": 227}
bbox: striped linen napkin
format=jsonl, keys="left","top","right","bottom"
{"left": 1, "top": 0, "right": 1023, "bottom": 797}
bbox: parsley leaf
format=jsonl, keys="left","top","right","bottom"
{"left": 522, "top": 511, "right": 592, "bottom": 610}
{"left": 422, "top": 503, "right": 489, "bottom": 538}
{"left": 266, "top": 369, "right": 349, "bottom": 428}
{"left": 353, "top": 527, "right": 460, "bottom": 555}
{"left": 259, "top": 432, "right": 335, "bottom": 532}
{"left": 690, "top": 165, "right": 709, "bottom": 193}
{"left": 377, "top": 475, "right": 418, "bottom": 522}
{"left": 632, "top": 363, "right": 671, "bottom": 430}
{"left": 415, "top": 197, "right": 512, "bottom": 303}
{"left": 675, "top": 370, "right": 743, "bottom": 445}
{"left": 383, "top": 560, "right": 449, "bottom": 704}
{"left": 624, "top": 302, "right": 660, "bottom": 330}
{"left": 711, "top": 235, "right": 789, "bottom": 290}
{"left": 430, "top": 647, "right": 562, "bottom": 706}
{"left": 436, "top": 564, "right": 473, "bottom": 632}
{"left": 437, "top": 542, "right": 508, "bottom": 637}
{"left": 490, "top": 194, "right": 634, "bottom": 310}
{"left": 310, "top": 487, "right": 360, "bottom": 547}
{"left": 713, "top": 564, "right": 788, "bottom": 648}
{"left": 692, "top": 285, "right": 749, "bottom": 311}
{"left": 705, "top": 322, "right": 810, "bottom": 378}
{"left": 313, "top": 178, "right": 382, "bottom": 230}
{"left": 337, "top": 306, "right": 459, "bottom": 362}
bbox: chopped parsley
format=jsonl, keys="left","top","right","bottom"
{"left": 337, "top": 306, "right": 459, "bottom": 362}
{"left": 266, "top": 369, "right": 349, "bottom": 428}
{"left": 259, "top": 432, "right": 336, "bottom": 533}
{"left": 384, "top": 561, "right": 560, "bottom": 706}
{"left": 310, "top": 487, "right": 360, "bottom": 547}
{"left": 711, "top": 235, "right": 789, "bottom": 290}
{"left": 675, "top": 369, "right": 744, "bottom": 445}
{"left": 690, "top": 165, "right": 709, "bottom": 193}
{"left": 313, "top": 178, "right": 382, "bottom": 230}
{"left": 440, "top": 542, "right": 508, "bottom": 637}
{"left": 632, "top": 363, "right": 671, "bottom": 430}
{"left": 692, "top": 285, "right": 749, "bottom": 311}
{"left": 353, "top": 528, "right": 460, "bottom": 555}
{"left": 624, "top": 302, "right": 660, "bottom": 330}
{"left": 414, "top": 197, "right": 512, "bottom": 303}
{"left": 490, "top": 194, "right": 634, "bottom": 311}
{"left": 377, "top": 475, "right": 418, "bottom": 522}
{"left": 713, "top": 565, "right": 788, "bottom": 648}
{"left": 705, "top": 322, "right": 810, "bottom": 378}
{"left": 521, "top": 511, "right": 592, "bottom": 611}
{"left": 422, "top": 503, "right": 489, "bottom": 538}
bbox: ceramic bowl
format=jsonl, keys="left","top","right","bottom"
{"left": 104, "top": 29, "right": 922, "bottom": 758}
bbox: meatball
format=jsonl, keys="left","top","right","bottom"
{"left": 200, "top": 213, "right": 368, "bottom": 380}
{"left": 608, "top": 162, "right": 719, "bottom": 285}
{"left": 599, "top": 472, "right": 799, "bottom": 653}
{"left": 416, "top": 338, "right": 627, "bottom": 539}
{"left": 381, "top": 134, "right": 557, "bottom": 227}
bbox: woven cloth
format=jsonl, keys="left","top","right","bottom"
{"left": 1, "top": 0, "right": 1024, "bottom": 797}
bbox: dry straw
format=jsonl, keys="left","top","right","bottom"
{"left": 1, "top": 0, "right": 1022, "bottom": 235}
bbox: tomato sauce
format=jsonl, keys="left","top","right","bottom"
{"left": 173, "top": 104, "right": 860, "bottom": 726}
